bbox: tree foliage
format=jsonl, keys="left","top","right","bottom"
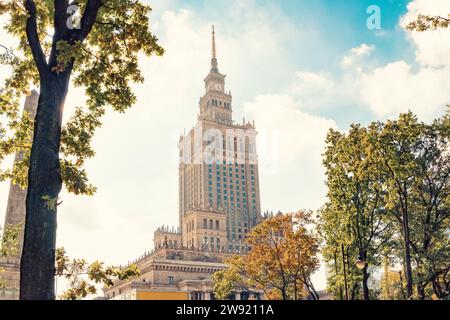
{"left": 406, "top": 14, "right": 450, "bottom": 31}
{"left": 0, "top": 0, "right": 163, "bottom": 193}
{"left": 213, "top": 211, "right": 320, "bottom": 300}
{"left": 319, "top": 124, "right": 395, "bottom": 299}
{"left": 0, "top": 223, "right": 22, "bottom": 289}
{"left": 55, "top": 247, "right": 140, "bottom": 300}
{"left": 320, "top": 111, "right": 450, "bottom": 300}
{"left": 0, "top": 223, "right": 22, "bottom": 257}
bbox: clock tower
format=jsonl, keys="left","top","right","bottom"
{"left": 199, "top": 25, "right": 232, "bottom": 124}
{"left": 179, "top": 26, "right": 262, "bottom": 251}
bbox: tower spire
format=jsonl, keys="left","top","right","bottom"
{"left": 211, "top": 25, "right": 218, "bottom": 72}
{"left": 212, "top": 25, "right": 216, "bottom": 59}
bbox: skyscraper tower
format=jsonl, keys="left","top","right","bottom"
{"left": 178, "top": 27, "right": 262, "bottom": 251}
{"left": 0, "top": 90, "right": 38, "bottom": 300}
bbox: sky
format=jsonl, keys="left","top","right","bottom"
{"left": 0, "top": 0, "right": 449, "bottom": 294}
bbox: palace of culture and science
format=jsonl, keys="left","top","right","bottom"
{"left": 0, "top": 27, "right": 265, "bottom": 300}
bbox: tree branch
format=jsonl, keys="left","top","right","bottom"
{"left": 77, "top": 0, "right": 103, "bottom": 41}
{"left": 54, "top": 0, "right": 69, "bottom": 37}
{"left": 24, "top": 0, "right": 47, "bottom": 73}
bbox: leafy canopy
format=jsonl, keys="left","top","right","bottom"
{"left": 55, "top": 247, "right": 140, "bottom": 300}
{"left": 213, "top": 212, "right": 320, "bottom": 300}
{"left": 0, "top": 0, "right": 164, "bottom": 195}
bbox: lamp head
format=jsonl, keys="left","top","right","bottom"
{"left": 356, "top": 258, "right": 367, "bottom": 270}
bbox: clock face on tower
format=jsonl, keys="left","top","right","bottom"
{"left": 208, "top": 82, "right": 223, "bottom": 91}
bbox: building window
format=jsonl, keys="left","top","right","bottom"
{"left": 203, "top": 219, "right": 208, "bottom": 229}
{"left": 209, "top": 219, "right": 213, "bottom": 229}
{"left": 216, "top": 220, "right": 219, "bottom": 230}
{"left": 168, "top": 276, "right": 175, "bottom": 285}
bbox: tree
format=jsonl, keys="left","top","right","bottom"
{"left": 320, "top": 111, "right": 449, "bottom": 300}
{"left": 407, "top": 115, "right": 449, "bottom": 299}
{"left": 370, "top": 112, "right": 449, "bottom": 299}
{"left": 368, "top": 113, "right": 423, "bottom": 298}
{"left": 212, "top": 260, "right": 250, "bottom": 300}
{"left": 213, "top": 212, "right": 320, "bottom": 300}
{"left": 320, "top": 125, "right": 394, "bottom": 300}
{"left": 0, "top": 1, "right": 163, "bottom": 299}
{"left": 55, "top": 248, "right": 139, "bottom": 300}
{"left": 406, "top": 14, "right": 450, "bottom": 31}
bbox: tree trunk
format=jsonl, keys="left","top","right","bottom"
{"left": 417, "top": 284, "right": 426, "bottom": 300}
{"left": 431, "top": 277, "right": 445, "bottom": 299}
{"left": 20, "top": 73, "right": 70, "bottom": 300}
{"left": 362, "top": 265, "right": 370, "bottom": 300}
{"left": 305, "top": 275, "right": 319, "bottom": 300}
{"left": 401, "top": 209, "right": 414, "bottom": 298}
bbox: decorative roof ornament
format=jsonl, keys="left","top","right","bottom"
{"left": 211, "top": 25, "right": 219, "bottom": 73}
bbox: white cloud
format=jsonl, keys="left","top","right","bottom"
{"left": 287, "top": 0, "right": 450, "bottom": 122}
{"left": 358, "top": 0, "right": 450, "bottom": 120}
{"left": 244, "top": 94, "right": 337, "bottom": 212}
{"left": 400, "top": 0, "right": 450, "bottom": 67}
{"left": 360, "top": 61, "right": 450, "bottom": 120}
{"left": 342, "top": 43, "right": 375, "bottom": 67}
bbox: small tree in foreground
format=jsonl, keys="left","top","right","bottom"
{"left": 55, "top": 248, "right": 140, "bottom": 300}
{"left": 213, "top": 211, "right": 320, "bottom": 300}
